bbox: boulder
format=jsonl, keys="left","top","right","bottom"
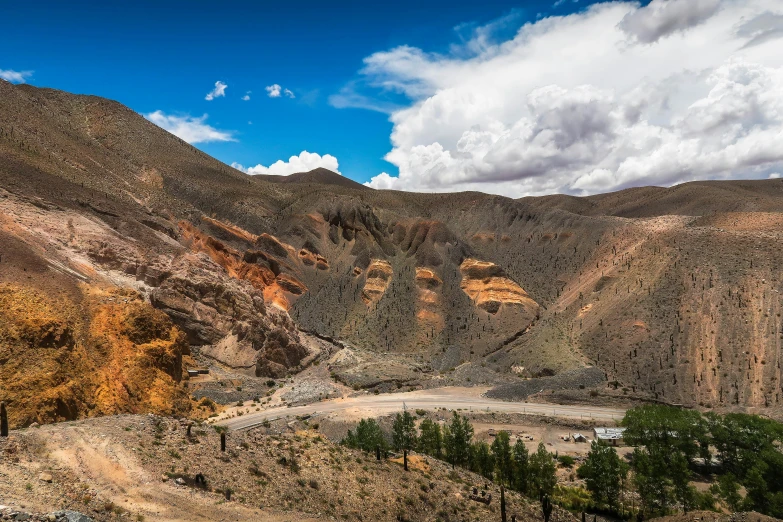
{"left": 52, "top": 511, "right": 93, "bottom": 522}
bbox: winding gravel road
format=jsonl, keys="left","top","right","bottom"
{"left": 218, "top": 387, "right": 627, "bottom": 431}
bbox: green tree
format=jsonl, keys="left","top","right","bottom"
{"left": 743, "top": 464, "right": 770, "bottom": 514}
{"left": 528, "top": 442, "right": 557, "bottom": 499}
{"left": 418, "top": 418, "right": 442, "bottom": 458}
{"left": 443, "top": 412, "right": 473, "bottom": 468}
{"left": 706, "top": 413, "right": 783, "bottom": 478}
{"left": 623, "top": 404, "right": 712, "bottom": 516}
{"left": 512, "top": 439, "right": 529, "bottom": 494}
{"left": 392, "top": 410, "right": 417, "bottom": 452}
{"left": 710, "top": 473, "right": 742, "bottom": 512}
{"left": 491, "top": 431, "right": 514, "bottom": 486}
{"left": 622, "top": 405, "right": 709, "bottom": 464}
{"left": 631, "top": 447, "right": 672, "bottom": 516}
{"left": 670, "top": 452, "right": 698, "bottom": 513}
{"left": 623, "top": 408, "right": 783, "bottom": 519}
{"left": 470, "top": 441, "right": 495, "bottom": 480}
{"left": 759, "top": 448, "right": 783, "bottom": 518}
{"left": 343, "top": 418, "right": 387, "bottom": 453}
{"left": 580, "top": 440, "right": 627, "bottom": 510}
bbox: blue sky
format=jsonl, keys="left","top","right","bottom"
{"left": 1, "top": 0, "right": 607, "bottom": 184}
{"left": 5, "top": 0, "right": 783, "bottom": 196}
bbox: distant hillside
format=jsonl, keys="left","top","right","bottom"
{"left": 257, "top": 167, "right": 370, "bottom": 191}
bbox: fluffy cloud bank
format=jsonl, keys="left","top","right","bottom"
{"left": 618, "top": 0, "right": 722, "bottom": 43}
{"left": 232, "top": 150, "right": 340, "bottom": 176}
{"left": 0, "top": 69, "right": 33, "bottom": 84}
{"left": 353, "top": 0, "right": 783, "bottom": 196}
{"left": 145, "top": 111, "right": 235, "bottom": 144}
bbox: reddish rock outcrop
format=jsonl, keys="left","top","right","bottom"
{"left": 149, "top": 255, "right": 307, "bottom": 377}
{"left": 178, "top": 221, "right": 307, "bottom": 310}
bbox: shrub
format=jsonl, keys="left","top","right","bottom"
{"left": 552, "top": 485, "right": 593, "bottom": 511}
{"left": 558, "top": 455, "right": 575, "bottom": 468}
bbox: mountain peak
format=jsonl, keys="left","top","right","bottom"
{"left": 278, "top": 167, "right": 370, "bottom": 190}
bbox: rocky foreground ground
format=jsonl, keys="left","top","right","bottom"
{"left": 0, "top": 414, "right": 575, "bottom": 522}
{"left": 2, "top": 413, "right": 779, "bottom": 522}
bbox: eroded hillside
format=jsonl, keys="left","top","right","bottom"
{"left": 2, "top": 79, "right": 783, "bottom": 421}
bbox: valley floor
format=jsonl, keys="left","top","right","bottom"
{"left": 214, "top": 386, "right": 627, "bottom": 431}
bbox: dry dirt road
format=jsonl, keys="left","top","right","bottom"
{"left": 218, "top": 387, "right": 627, "bottom": 431}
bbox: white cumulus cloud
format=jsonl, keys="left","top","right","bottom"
{"left": 0, "top": 69, "right": 33, "bottom": 84}
{"left": 232, "top": 151, "right": 340, "bottom": 176}
{"left": 145, "top": 111, "right": 235, "bottom": 144}
{"left": 266, "top": 84, "right": 281, "bottom": 98}
{"left": 347, "top": 0, "right": 783, "bottom": 196}
{"left": 266, "top": 84, "right": 295, "bottom": 98}
{"left": 205, "top": 81, "right": 227, "bottom": 101}
{"left": 242, "top": 91, "right": 251, "bottom": 101}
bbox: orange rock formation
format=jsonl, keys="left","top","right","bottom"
{"left": 459, "top": 258, "right": 539, "bottom": 314}
{"left": 0, "top": 284, "right": 190, "bottom": 428}
{"left": 361, "top": 259, "right": 393, "bottom": 304}
{"left": 415, "top": 267, "right": 444, "bottom": 325}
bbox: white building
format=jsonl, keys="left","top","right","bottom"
{"left": 593, "top": 427, "right": 626, "bottom": 446}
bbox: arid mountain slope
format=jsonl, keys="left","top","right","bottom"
{"left": 1, "top": 79, "right": 783, "bottom": 422}
{"left": 0, "top": 80, "right": 312, "bottom": 426}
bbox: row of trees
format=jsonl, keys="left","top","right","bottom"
{"left": 343, "top": 406, "right": 783, "bottom": 519}
{"left": 621, "top": 404, "right": 783, "bottom": 518}
{"left": 344, "top": 411, "right": 558, "bottom": 500}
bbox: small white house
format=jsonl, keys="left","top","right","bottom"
{"left": 593, "top": 427, "right": 626, "bottom": 446}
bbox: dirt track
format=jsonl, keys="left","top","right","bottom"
{"left": 217, "top": 387, "right": 627, "bottom": 431}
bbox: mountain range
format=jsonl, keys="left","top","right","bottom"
{"left": 2, "top": 78, "right": 782, "bottom": 427}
